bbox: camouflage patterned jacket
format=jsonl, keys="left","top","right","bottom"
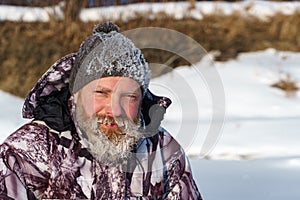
{"left": 0, "top": 54, "right": 202, "bottom": 199}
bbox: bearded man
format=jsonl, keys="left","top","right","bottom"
{"left": 0, "top": 22, "right": 202, "bottom": 199}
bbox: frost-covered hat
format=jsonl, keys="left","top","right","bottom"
{"left": 69, "top": 21, "right": 151, "bottom": 95}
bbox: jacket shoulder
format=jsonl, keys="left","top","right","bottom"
{"left": 0, "top": 121, "right": 56, "bottom": 164}
{"left": 2, "top": 121, "right": 51, "bottom": 147}
{"left": 0, "top": 121, "right": 56, "bottom": 197}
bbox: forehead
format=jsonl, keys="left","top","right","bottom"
{"left": 84, "top": 76, "right": 141, "bottom": 92}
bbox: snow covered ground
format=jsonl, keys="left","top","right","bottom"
{"left": 150, "top": 48, "right": 300, "bottom": 160}
{"left": 1, "top": 49, "right": 300, "bottom": 199}
{"left": 190, "top": 157, "right": 300, "bottom": 200}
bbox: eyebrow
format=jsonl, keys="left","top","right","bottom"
{"left": 122, "top": 91, "right": 140, "bottom": 96}
{"left": 94, "top": 86, "right": 112, "bottom": 93}
{"left": 94, "top": 85, "right": 142, "bottom": 95}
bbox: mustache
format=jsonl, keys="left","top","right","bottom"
{"left": 95, "top": 114, "right": 141, "bottom": 145}
{"left": 96, "top": 114, "right": 124, "bottom": 128}
{"left": 96, "top": 114, "right": 139, "bottom": 130}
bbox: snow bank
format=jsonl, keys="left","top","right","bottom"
{"left": 150, "top": 48, "right": 300, "bottom": 160}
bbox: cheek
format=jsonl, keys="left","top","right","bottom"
{"left": 79, "top": 96, "right": 103, "bottom": 117}
{"left": 82, "top": 102, "right": 94, "bottom": 117}
{"left": 91, "top": 98, "right": 105, "bottom": 113}
{"left": 126, "top": 102, "right": 140, "bottom": 119}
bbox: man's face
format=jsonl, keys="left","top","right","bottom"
{"left": 74, "top": 76, "right": 142, "bottom": 143}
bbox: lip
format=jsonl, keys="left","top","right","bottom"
{"left": 100, "top": 123, "right": 119, "bottom": 129}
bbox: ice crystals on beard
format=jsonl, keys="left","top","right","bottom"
{"left": 97, "top": 116, "right": 118, "bottom": 127}
{"left": 115, "top": 118, "right": 126, "bottom": 129}
{"left": 97, "top": 118, "right": 103, "bottom": 124}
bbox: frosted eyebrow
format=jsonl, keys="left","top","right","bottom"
{"left": 121, "top": 87, "right": 142, "bottom": 95}
{"left": 121, "top": 91, "right": 140, "bottom": 96}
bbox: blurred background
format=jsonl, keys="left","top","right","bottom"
{"left": 0, "top": 0, "right": 300, "bottom": 199}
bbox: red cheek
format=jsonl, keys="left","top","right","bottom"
{"left": 93, "top": 101, "right": 105, "bottom": 114}
{"left": 127, "top": 103, "right": 140, "bottom": 119}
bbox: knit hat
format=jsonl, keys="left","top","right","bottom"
{"left": 69, "top": 22, "right": 151, "bottom": 95}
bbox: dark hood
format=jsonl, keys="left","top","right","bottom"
{"left": 22, "top": 53, "right": 171, "bottom": 133}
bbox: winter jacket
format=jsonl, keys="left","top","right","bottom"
{"left": 0, "top": 54, "right": 202, "bottom": 199}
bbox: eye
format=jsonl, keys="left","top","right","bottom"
{"left": 94, "top": 89, "right": 108, "bottom": 97}
{"left": 127, "top": 94, "right": 138, "bottom": 101}
{"left": 122, "top": 93, "right": 139, "bottom": 103}
{"left": 95, "top": 90, "right": 104, "bottom": 94}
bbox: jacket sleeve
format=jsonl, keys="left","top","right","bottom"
{"left": 0, "top": 152, "right": 29, "bottom": 200}
{"left": 159, "top": 131, "right": 202, "bottom": 200}
{"left": 165, "top": 153, "right": 202, "bottom": 200}
{"left": 0, "top": 122, "right": 52, "bottom": 200}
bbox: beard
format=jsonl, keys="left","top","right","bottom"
{"left": 75, "top": 103, "right": 143, "bottom": 164}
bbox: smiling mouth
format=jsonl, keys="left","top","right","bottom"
{"left": 101, "top": 123, "right": 119, "bottom": 129}
{"left": 98, "top": 117, "right": 119, "bottom": 129}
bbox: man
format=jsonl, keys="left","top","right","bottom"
{"left": 0, "top": 22, "right": 202, "bottom": 199}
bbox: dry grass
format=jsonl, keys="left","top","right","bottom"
{"left": 271, "top": 75, "right": 299, "bottom": 92}
{"left": 1, "top": 10, "right": 300, "bottom": 97}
